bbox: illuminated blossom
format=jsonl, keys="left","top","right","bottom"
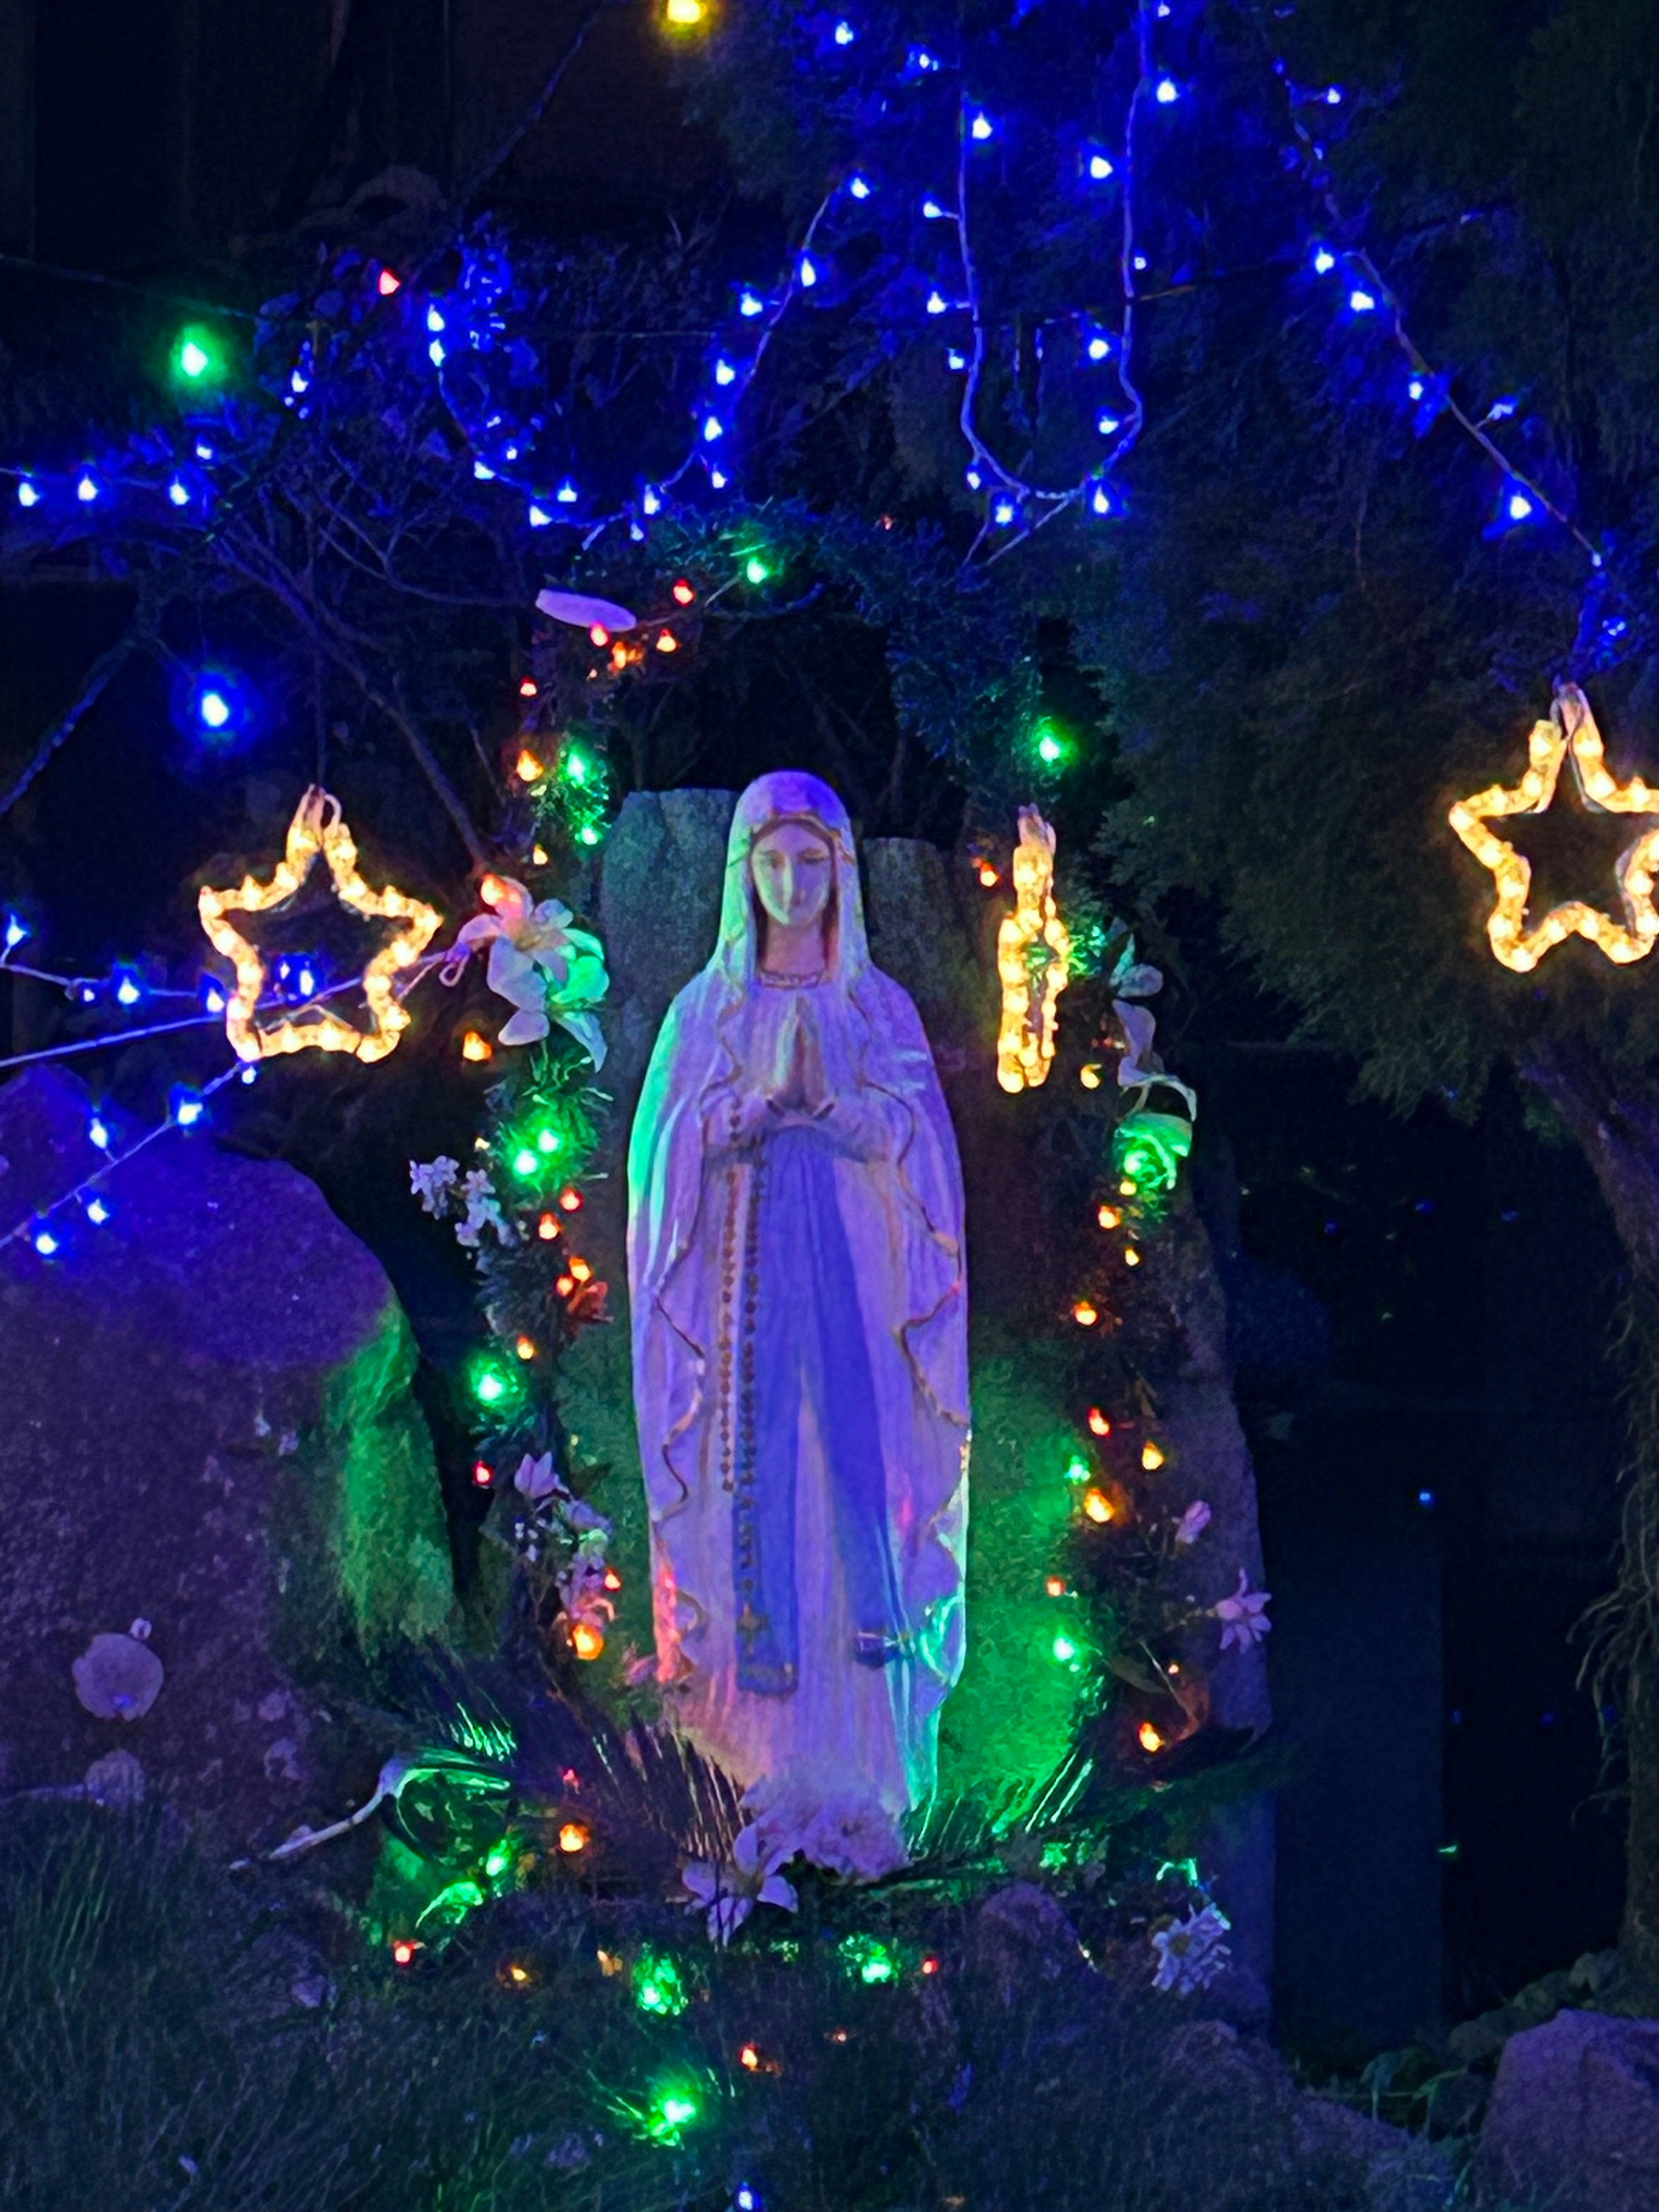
{"left": 1211, "top": 1568, "right": 1271, "bottom": 1652}
{"left": 680, "top": 1824, "right": 798, "bottom": 1945}
{"left": 1150, "top": 1902, "right": 1233, "bottom": 1995}
{"left": 1173, "top": 1499, "right": 1212, "bottom": 1547}
{"left": 410, "top": 1155, "right": 461, "bottom": 1211}
{"left": 449, "top": 878, "right": 608, "bottom": 1062}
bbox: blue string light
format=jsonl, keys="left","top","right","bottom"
{"left": 0, "top": 0, "right": 1631, "bottom": 656}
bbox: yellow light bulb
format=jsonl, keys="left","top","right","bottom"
{"left": 1083, "top": 1487, "right": 1115, "bottom": 1524}
{"left": 515, "top": 1335, "right": 537, "bottom": 1361}
{"left": 570, "top": 1621, "right": 605, "bottom": 1661}
{"left": 557, "top": 1821, "right": 589, "bottom": 1853}
{"left": 1072, "top": 1299, "right": 1099, "bottom": 1327}
{"left": 1123, "top": 1248, "right": 1141, "bottom": 1268}
{"left": 1137, "top": 1721, "right": 1165, "bottom": 1754}
{"left": 1141, "top": 1440, "right": 1165, "bottom": 1471}
{"left": 515, "top": 749, "right": 546, "bottom": 783}
{"left": 1097, "top": 1205, "right": 1122, "bottom": 1230}
{"left": 461, "top": 1030, "right": 492, "bottom": 1062}
{"left": 1080, "top": 1063, "right": 1102, "bottom": 1089}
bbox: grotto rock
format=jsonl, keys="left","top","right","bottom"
{"left": 0, "top": 1065, "right": 453, "bottom": 1850}
{"left": 1472, "top": 2007, "right": 1659, "bottom": 2212}
{"left": 1162, "top": 2022, "right": 1452, "bottom": 2212}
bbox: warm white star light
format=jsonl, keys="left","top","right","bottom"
{"left": 1448, "top": 684, "right": 1659, "bottom": 973}
{"left": 198, "top": 785, "right": 440, "bottom": 1062}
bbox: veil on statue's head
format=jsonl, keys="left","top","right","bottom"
{"left": 712, "top": 770, "right": 871, "bottom": 988}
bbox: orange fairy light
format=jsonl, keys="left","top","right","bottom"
{"left": 537, "top": 1213, "right": 559, "bottom": 1241}
{"left": 557, "top": 1185, "right": 583, "bottom": 1212}
{"left": 1137, "top": 1722, "right": 1165, "bottom": 1754}
{"left": 557, "top": 1822, "right": 589, "bottom": 1854}
{"left": 515, "top": 748, "right": 546, "bottom": 783}
{"left": 655, "top": 631, "right": 679, "bottom": 653}
{"left": 1087, "top": 1407, "right": 1111, "bottom": 1437}
{"left": 556, "top": 1274, "right": 575, "bottom": 1297}
{"left": 461, "top": 1030, "right": 493, "bottom": 1062}
{"left": 505, "top": 1961, "right": 532, "bottom": 1986}
{"left": 976, "top": 859, "right": 999, "bottom": 888}
{"left": 515, "top": 1335, "right": 537, "bottom": 1362}
{"left": 1082, "top": 1487, "right": 1115, "bottom": 1525}
{"left": 570, "top": 1622, "right": 605, "bottom": 1661}
{"left": 479, "top": 873, "right": 507, "bottom": 906}
{"left": 1097, "top": 1205, "right": 1122, "bottom": 1230}
{"left": 568, "top": 1256, "right": 592, "bottom": 1283}
{"left": 1045, "top": 1575, "right": 1067, "bottom": 1597}
{"left": 1072, "top": 1299, "right": 1099, "bottom": 1327}
{"left": 740, "top": 2044, "right": 761, "bottom": 2072}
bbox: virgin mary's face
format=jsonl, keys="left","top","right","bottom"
{"left": 751, "top": 820, "right": 834, "bottom": 931}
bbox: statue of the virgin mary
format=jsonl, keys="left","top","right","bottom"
{"left": 627, "top": 772, "right": 969, "bottom": 1869}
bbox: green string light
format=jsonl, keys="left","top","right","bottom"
{"left": 633, "top": 1949, "right": 689, "bottom": 2017}
{"left": 173, "top": 327, "right": 220, "bottom": 383}
{"left": 838, "top": 1933, "right": 898, "bottom": 1985}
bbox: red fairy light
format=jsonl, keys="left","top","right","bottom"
{"left": 557, "top": 1186, "right": 583, "bottom": 1212}
{"left": 589, "top": 624, "right": 610, "bottom": 647}
{"left": 518, "top": 677, "right": 537, "bottom": 698}
{"left": 377, "top": 268, "right": 401, "bottom": 296}
{"left": 671, "top": 579, "right": 696, "bottom": 605}
{"left": 391, "top": 1937, "right": 418, "bottom": 1965}
{"left": 471, "top": 1460, "right": 494, "bottom": 1488}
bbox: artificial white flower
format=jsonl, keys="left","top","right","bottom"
{"left": 410, "top": 1156, "right": 461, "bottom": 1212}
{"left": 1150, "top": 1902, "right": 1233, "bottom": 1995}
{"left": 1174, "top": 1499, "right": 1212, "bottom": 1547}
{"left": 680, "top": 1824, "right": 799, "bottom": 1945}
{"left": 747, "top": 1784, "right": 908, "bottom": 1882}
{"left": 1211, "top": 1568, "right": 1271, "bottom": 1652}
{"left": 449, "top": 878, "right": 610, "bottom": 1063}
{"left": 514, "top": 1452, "right": 559, "bottom": 1501}
{"left": 456, "top": 1168, "right": 515, "bottom": 1249}
{"left": 1114, "top": 999, "right": 1198, "bottom": 1116}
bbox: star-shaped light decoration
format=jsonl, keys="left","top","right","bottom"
{"left": 1448, "top": 683, "right": 1659, "bottom": 973}
{"left": 198, "top": 785, "right": 441, "bottom": 1062}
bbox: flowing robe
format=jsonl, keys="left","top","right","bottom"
{"left": 626, "top": 775, "right": 969, "bottom": 1827}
